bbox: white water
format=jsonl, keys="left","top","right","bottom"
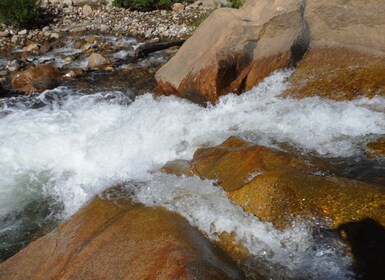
{"left": 1, "top": 70, "right": 384, "bottom": 277}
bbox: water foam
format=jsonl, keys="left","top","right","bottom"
{"left": 129, "top": 173, "right": 353, "bottom": 279}
{"left": 0, "top": 70, "right": 384, "bottom": 218}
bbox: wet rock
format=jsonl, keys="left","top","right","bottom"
{"left": 156, "top": 0, "right": 385, "bottom": 104}
{"left": 63, "top": 68, "right": 84, "bottom": 79}
{"left": 11, "top": 65, "right": 61, "bottom": 94}
{"left": 0, "top": 193, "right": 245, "bottom": 280}
{"left": 365, "top": 138, "right": 385, "bottom": 158}
{"left": 165, "top": 137, "right": 385, "bottom": 229}
{"left": 87, "top": 53, "right": 110, "bottom": 70}
{"left": 192, "top": 136, "right": 322, "bottom": 191}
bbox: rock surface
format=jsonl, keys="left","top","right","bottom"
{"left": 11, "top": 65, "right": 61, "bottom": 94}
{"left": 365, "top": 138, "right": 385, "bottom": 158}
{"left": 155, "top": 0, "right": 385, "bottom": 104}
{"left": 165, "top": 137, "right": 385, "bottom": 229}
{"left": 0, "top": 190, "right": 245, "bottom": 280}
{"left": 87, "top": 52, "right": 110, "bottom": 70}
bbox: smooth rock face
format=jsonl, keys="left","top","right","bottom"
{"left": 0, "top": 192, "right": 245, "bottom": 280}
{"left": 155, "top": 0, "right": 385, "bottom": 104}
{"left": 11, "top": 65, "right": 61, "bottom": 94}
{"left": 155, "top": 0, "right": 308, "bottom": 104}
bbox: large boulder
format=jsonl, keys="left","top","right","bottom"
{"left": 155, "top": 0, "right": 385, "bottom": 104}
{"left": 0, "top": 190, "right": 245, "bottom": 280}
{"left": 164, "top": 137, "right": 385, "bottom": 230}
{"left": 11, "top": 65, "right": 61, "bottom": 95}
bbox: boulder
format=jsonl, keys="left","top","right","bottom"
{"left": 0, "top": 190, "right": 245, "bottom": 280}
{"left": 87, "top": 53, "right": 110, "bottom": 70}
{"left": 155, "top": 0, "right": 385, "bottom": 104}
{"left": 164, "top": 137, "right": 385, "bottom": 230}
{"left": 11, "top": 65, "right": 61, "bottom": 95}
{"left": 192, "top": 136, "right": 325, "bottom": 191}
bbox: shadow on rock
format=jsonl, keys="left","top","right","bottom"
{"left": 338, "top": 218, "right": 385, "bottom": 280}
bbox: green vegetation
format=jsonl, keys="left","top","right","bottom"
{"left": 113, "top": 0, "right": 177, "bottom": 10}
{"left": 229, "top": 0, "right": 245, "bottom": 9}
{"left": 0, "top": 0, "right": 40, "bottom": 27}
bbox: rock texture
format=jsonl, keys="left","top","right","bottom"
{"left": 164, "top": 137, "right": 385, "bottom": 229}
{"left": 155, "top": 0, "right": 385, "bottom": 104}
{"left": 11, "top": 65, "right": 61, "bottom": 94}
{"left": 0, "top": 190, "right": 245, "bottom": 280}
{"left": 366, "top": 138, "right": 385, "bottom": 158}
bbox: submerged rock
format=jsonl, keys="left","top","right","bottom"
{"left": 11, "top": 65, "right": 61, "bottom": 94}
{"left": 0, "top": 191, "right": 245, "bottom": 280}
{"left": 155, "top": 0, "right": 385, "bottom": 104}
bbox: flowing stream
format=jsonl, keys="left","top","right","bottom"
{"left": 1, "top": 69, "right": 385, "bottom": 278}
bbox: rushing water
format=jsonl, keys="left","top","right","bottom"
{"left": 1, "top": 70, "right": 385, "bottom": 278}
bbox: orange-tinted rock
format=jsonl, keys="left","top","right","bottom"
{"left": 162, "top": 159, "right": 194, "bottom": 176}
{"left": 192, "top": 136, "right": 322, "bottom": 191}
{"left": 164, "top": 137, "right": 385, "bottom": 230}
{"left": 365, "top": 138, "right": 385, "bottom": 158}
{"left": 155, "top": 0, "right": 307, "bottom": 105}
{"left": 11, "top": 65, "right": 61, "bottom": 95}
{"left": 228, "top": 170, "right": 385, "bottom": 229}
{"left": 156, "top": 0, "right": 385, "bottom": 104}
{"left": 285, "top": 48, "right": 385, "bottom": 100}
{"left": 0, "top": 190, "right": 245, "bottom": 280}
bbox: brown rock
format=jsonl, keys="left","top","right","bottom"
{"left": 156, "top": 0, "right": 385, "bottom": 104}
{"left": 155, "top": 0, "right": 309, "bottom": 104}
{"left": 82, "top": 4, "right": 93, "bottom": 17}
{"left": 192, "top": 136, "right": 322, "bottom": 191}
{"left": 365, "top": 138, "right": 385, "bottom": 158}
{"left": 87, "top": 53, "right": 110, "bottom": 70}
{"left": 228, "top": 170, "right": 385, "bottom": 229}
{"left": 11, "top": 65, "right": 61, "bottom": 94}
{"left": 0, "top": 191, "right": 245, "bottom": 280}
{"left": 164, "top": 137, "right": 385, "bottom": 230}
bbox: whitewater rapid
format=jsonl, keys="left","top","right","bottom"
{"left": 1, "top": 70, "right": 384, "bottom": 278}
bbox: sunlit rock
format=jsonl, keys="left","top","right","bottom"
{"left": 0, "top": 191, "right": 245, "bottom": 280}
{"left": 155, "top": 0, "right": 385, "bottom": 104}
{"left": 164, "top": 136, "right": 385, "bottom": 230}
{"left": 11, "top": 65, "right": 61, "bottom": 95}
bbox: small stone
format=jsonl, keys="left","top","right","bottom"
{"left": 172, "top": 3, "right": 185, "bottom": 11}
{"left": 82, "top": 5, "right": 93, "bottom": 17}
{"left": 50, "top": 32, "right": 60, "bottom": 39}
{"left": 63, "top": 0, "right": 73, "bottom": 6}
{"left": 18, "top": 29, "right": 27, "bottom": 35}
{"left": 0, "top": 70, "right": 8, "bottom": 76}
{"left": 44, "top": 31, "right": 52, "bottom": 37}
{"left": 87, "top": 53, "right": 110, "bottom": 69}
{"left": 11, "top": 35, "right": 19, "bottom": 43}
{"left": 0, "top": 30, "right": 10, "bottom": 37}
{"left": 23, "top": 42, "right": 39, "bottom": 52}
{"left": 42, "top": 26, "right": 50, "bottom": 32}
{"left": 100, "top": 24, "right": 110, "bottom": 33}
